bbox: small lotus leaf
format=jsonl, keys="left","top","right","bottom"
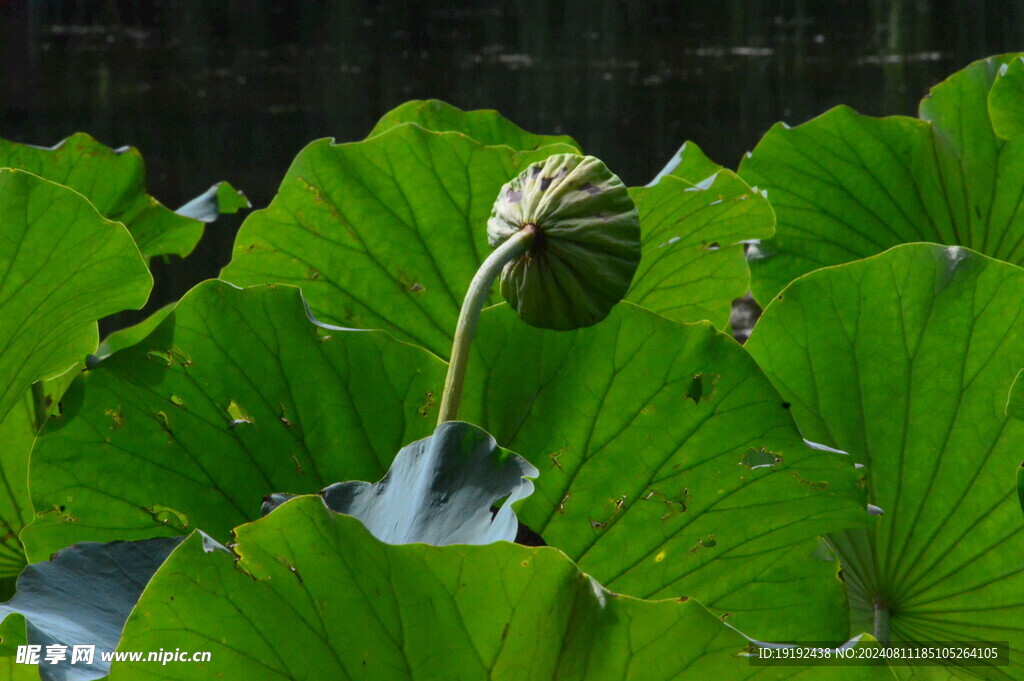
{"left": 264, "top": 421, "right": 538, "bottom": 545}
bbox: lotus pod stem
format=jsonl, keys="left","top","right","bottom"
{"left": 437, "top": 226, "right": 538, "bottom": 424}
{"left": 873, "top": 597, "right": 890, "bottom": 645}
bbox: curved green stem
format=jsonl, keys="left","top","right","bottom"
{"left": 873, "top": 598, "right": 890, "bottom": 645}
{"left": 438, "top": 226, "right": 536, "bottom": 424}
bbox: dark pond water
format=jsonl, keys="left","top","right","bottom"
{"left": 2, "top": 0, "right": 1023, "bottom": 319}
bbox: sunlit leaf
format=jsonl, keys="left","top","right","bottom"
{"left": 989, "top": 56, "right": 1024, "bottom": 140}
{"left": 0, "top": 375, "right": 75, "bottom": 578}
{"left": 92, "top": 303, "right": 175, "bottom": 363}
{"left": 0, "top": 133, "right": 234, "bottom": 259}
{"left": 739, "top": 53, "right": 1024, "bottom": 301}
{"left": 747, "top": 244, "right": 1024, "bottom": 674}
{"left": 367, "top": 98, "right": 580, "bottom": 150}
{"left": 647, "top": 140, "right": 731, "bottom": 188}
{"left": 627, "top": 170, "right": 773, "bottom": 328}
{"left": 460, "top": 303, "right": 869, "bottom": 641}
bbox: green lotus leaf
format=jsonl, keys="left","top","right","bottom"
{"left": 92, "top": 303, "right": 176, "bottom": 363}
{"left": 0, "top": 584, "right": 24, "bottom": 658}
{"left": 23, "top": 281, "right": 446, "bottom": 560}
{"left": 368, "top": 98, "right": 580, "bottom": 151}
{"left": 220, "top": 124, "right": 577, "bottom": 358}
{"left": 264, "top": 421, "right": 538, "bottom": 545}
{"left": 0, "top": 133, "right": 244, "bottom": 259}
{"left": 222, "top": 120, "right": 763, "bottom": 359}
{"left": 627, "top": 169, "right": 774, "bottom": 329}
{"left": 647, "top": 140, "right": 731, "bottom": 187}
{"left": 488, "top": 154, "right": 641, "bottom": 330}
{"left": 459, "top": 302, "right": 869, "bottom": 642}
{"left": 26, "top": 282, "right": 867, "bottom": 644}
{"left": 111, "top": 496, "right": 889, "bottom": 681}
{"left": 739, "top": 53, "right": 1024, "bottom": 302}
{"left": 989, "top": 57, "right": 1024, "bottom": 140}
{"left": 0, "top": 370, "right": 78, "bottom": 578}
{"left": 0, "top": 536, "right": 183, "bottom": 681}
{"left": 0, "top": 169, "right": 152, "bottom": 422}
{"left": 0, "top": 169, "right": 151, "bottom": 576}
{"left": 746, "top": 244, "right": 1024, "bottom": 671}
{"left": 0, "top": 655, "right": 36, "bottom": 681}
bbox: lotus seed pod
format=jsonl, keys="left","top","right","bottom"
{"left": 487, "top": 154, "right": 641, "bottom": 330}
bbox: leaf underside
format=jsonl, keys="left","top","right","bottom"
{"left": 265, "top": 421, "right": 538, "bottom": 546}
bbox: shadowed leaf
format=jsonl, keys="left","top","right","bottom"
{"left": 24, "top": 282, "right": 446, "bottom": 560}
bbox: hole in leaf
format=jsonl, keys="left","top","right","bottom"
{"left": 104, "top": 406, "right": 125, "bottom": 430}
{"left": 279, "top": 403, "right": 293, "bottom": 427}
{"left": 226, "top": 400, "right": 255, "bottom": 427}
{"left": 740, "top": 447, "right": 782, "bottom": 470}
{"left": 416, "top": 391, "right": 436, "bottom": 417}
{"left": 146, "top": 350, "right": 172, "bottom": 366}
{"left": 168, "top": 346, "right": 193, "bottom": 367}
{"left": 514, "top": 522, "right": 545, "bottom": 547}
{"left": 690, "top": 534, "right": 717, "bottom": 552}
{"left": 684, "top": 373, "right": 719, "bottom": 403}
{"left": 145, "top": 504, "right": 189, "bottom": 531}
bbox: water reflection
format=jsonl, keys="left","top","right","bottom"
{"left": 1, "top": 0, "right": 1020, "bottom": 315}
